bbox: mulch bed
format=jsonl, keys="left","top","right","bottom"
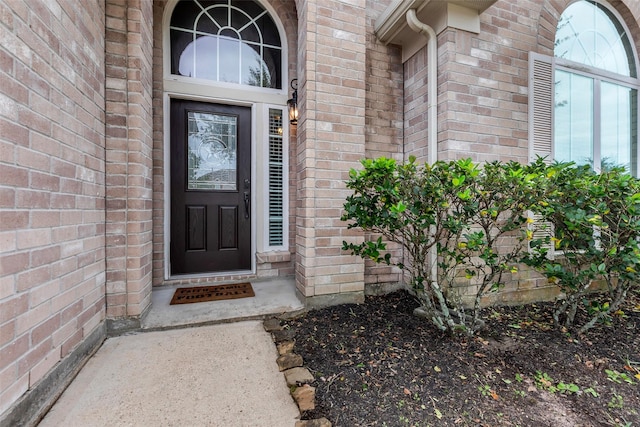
{"left": 284, "top": 290, "right": 640, "bottom": 426}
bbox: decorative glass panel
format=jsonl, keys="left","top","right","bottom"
{"left": 187, "top": 112, "right": 237, "bottom": 190}
{"left": 268, "top": 108, "right": 284, "bottom": 246}
{"left": 170, "top": 0, "right": 282, "bottom": 89}
{"left": 554, "top": 70, "right": 594, "bottom": 166}
{"left": 555, "top": 0, "right": 635, "bottom": 77}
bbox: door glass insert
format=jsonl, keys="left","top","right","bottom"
{"left": 187, "top": 112, "right": 237, "bottom": 190}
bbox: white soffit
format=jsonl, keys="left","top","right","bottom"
{"left": 375, "top": 0, "right": 497, "bottom": 62}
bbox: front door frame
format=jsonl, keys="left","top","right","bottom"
{"left": 163, "top": 93, "right": 257, "bottom": 280}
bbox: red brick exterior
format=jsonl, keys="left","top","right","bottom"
{"left": 1, "top": 0, "right": 639, "bottom": 421}
{"left": 294, "top": 0, "right": 368, "bottom": 299}
{"left": 104, "top": 0, "right": 154, "bottom": 319}
{"left": 1, "top": 0, "right": 106, "bottom": 415}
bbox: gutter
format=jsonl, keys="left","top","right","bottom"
{"left": 405, "top": 9, "right": 437, "bottom": 166}
{"left": 405, "top": 9, "right": 439, "bottom": 285}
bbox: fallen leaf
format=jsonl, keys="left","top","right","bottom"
{"left": 435, "top": 408, "right": 443, "bottom": 419}
{"left": 474, "top": 352, "right": 487, "bottom": 358}
{"left": 635, "top": 374, "right": 640, "bottom": 381}
{"left": 434, "top": 366, "right": 442, "bottom": 372}
{"left": 403, "top": 387, "right": 411, "bottom": 395}
{"left": 459, "top": 375, "right": 467, "bottom": 380}
{"left": 490, "top": 390, "right": 499, "bottom": 400}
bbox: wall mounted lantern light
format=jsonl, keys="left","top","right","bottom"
{"left": 287, "top": 79, "right": 298, "bottom": 125}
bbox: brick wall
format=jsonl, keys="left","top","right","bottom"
{"left": 363, "top": 0, "right": 404, "bottom": 289}
{"left": 151, "top": 0, "right": 166, "bottom": 286}
{"left": 437, "top": 8, "right": 532, "bottom": 164}
{"left": 438, "top": 0, "right": 639, "bottom": 166}
{"left": 295, "top": 0, "right": 367, "bottom": 299}
{"left": 404, "top": 46, "right": 431, "bottom": 163}
{"left": 0, "top": 0, "right": 106, "bottom": 416}
{"left": 105, "top": 0, "right": 154, "bottom": 319}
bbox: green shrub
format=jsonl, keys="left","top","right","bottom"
{"left": 524, "top": 162, "right": 640, "bottom": 333}
{"left": 342, "top": 157, "right": 548, "bottom": 335}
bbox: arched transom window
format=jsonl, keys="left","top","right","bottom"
{"left": 555, "top": 0, "right": 635, "bottom": 77}
{"left": 170, "top": 0, "right": 282, "bottom": 89}
{"left": 553, "top": 0, "right": 638, "bottom": 174}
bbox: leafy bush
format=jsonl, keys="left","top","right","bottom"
{"left": 342, "top": 157, "right": 548, "bottom": 334}
{"left": 524, "top": 163, "right": 640, "bottom": 333}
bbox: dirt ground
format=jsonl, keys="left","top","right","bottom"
{"left": 283, "top": 290, "right": 640, "bottom": 427}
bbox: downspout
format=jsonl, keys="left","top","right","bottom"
{"left": 406, "top": 9, "right": 439, "bottom": 289}
{"left": 406, "top": 9, "right": 437, "bottom": 165}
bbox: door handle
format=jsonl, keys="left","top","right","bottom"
{"left": 244, "top": 192, "right": 250, "bottom": 219}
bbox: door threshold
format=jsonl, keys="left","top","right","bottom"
{"left": 166, "top": 270, "right": 254, "bottom": 282}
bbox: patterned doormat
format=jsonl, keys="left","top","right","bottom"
{"left": 170, "top": 283, "right": 255, "bottom": 305}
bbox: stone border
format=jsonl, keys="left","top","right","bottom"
{"left": 263, "top": 318, "right": 332, "bottom": 427}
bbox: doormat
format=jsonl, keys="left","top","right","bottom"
{"left": 170, "top": 283, "right": 255, "bottom": 305}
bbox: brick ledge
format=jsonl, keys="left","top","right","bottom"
{"left": 256, "top": 251, "right": 292, "bottom": 264}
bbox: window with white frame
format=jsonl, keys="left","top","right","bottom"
{"left": 530, "top": 0, "right": 639, "bottom": 177}
{"left": 267, "top": 108, "right": 286, "bottom": 248}
{"left": 170, "top": 0, "right": 282, "bottom": 89}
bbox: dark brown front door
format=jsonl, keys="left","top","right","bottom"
{"left": 170, "top": 100, "right": 251, "bottom": 275}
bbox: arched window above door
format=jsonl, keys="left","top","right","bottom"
{"left": 170, "top": 0, "right": 283, "bottom": 89}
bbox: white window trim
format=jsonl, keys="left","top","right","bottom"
{"left": 529, "top": 59, "right": 640, "bottom": 177}
{"left": 260, "top": 104, "right": 290, "bottom": 253}
{"left": 554, "top": 62, "right": 639, "bottom": 173}
{"left": 528, "top": 2, "right": 640, "bottom": 258}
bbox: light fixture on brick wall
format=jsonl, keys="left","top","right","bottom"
{"left": 287, "top": 79, "right": 298, "bottom": 125}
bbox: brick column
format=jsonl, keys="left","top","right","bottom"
{"left": 295, "top": 0, "right": 366, "bottom": 305}
{"left": 105, "top": 0, "right": 153, "bottom": 328}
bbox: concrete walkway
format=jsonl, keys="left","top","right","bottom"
{"left": 38, "top": 321, "right": 300, "bottom": 426}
